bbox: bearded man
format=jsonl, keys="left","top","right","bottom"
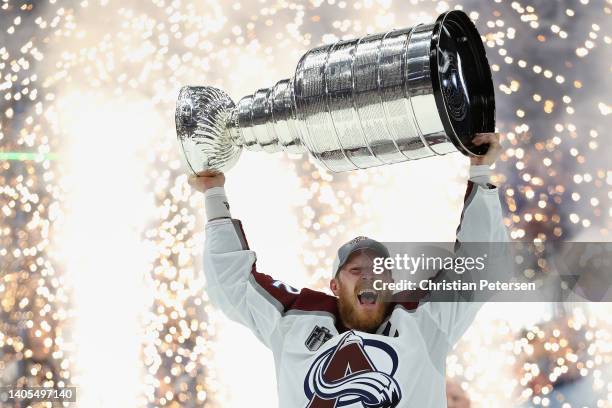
{"left": 191, "top": 132, "right": 508, "bottom": 407}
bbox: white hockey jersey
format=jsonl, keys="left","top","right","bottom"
{"left": 203, "top": 178, "right": 509, "bottom": 407}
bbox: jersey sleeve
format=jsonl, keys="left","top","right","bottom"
{"left": 203, "top": 218, "right": 301, "bottom": 349}
{"left": 417, "top": 180, "right": 510, "bottom": 347}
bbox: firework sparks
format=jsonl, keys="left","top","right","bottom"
{"left": 1, "top": 0, "right": 610, "bottom": 407}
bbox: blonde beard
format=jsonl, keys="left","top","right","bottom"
{"left": 337, "top": 282, "right": 391, "bottom": 333}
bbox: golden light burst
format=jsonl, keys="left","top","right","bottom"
{"left": 1, "top": 0, "right": 610, "bottom": 407}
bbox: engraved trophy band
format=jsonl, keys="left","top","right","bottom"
{"left": 175, "top": 10, "right": 495, "bottom": 174}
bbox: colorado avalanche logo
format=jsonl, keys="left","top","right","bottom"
{"left": 304, "top": 331, "right": 401, "bottom": 407}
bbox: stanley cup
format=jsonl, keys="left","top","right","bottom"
{"left": 175, "top": 10, "right": 495, "bottom": 174}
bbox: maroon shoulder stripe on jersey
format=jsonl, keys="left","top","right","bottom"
{"left": 231, "top": 219, "right": 250, "bottom": 250}
{"left": 250, "top": 266, "right": 301, "bottom": 310}
{"left": 463, "top": 180, "right": 475, "bottom": 203}
{"left": 232, "top": 219, "right": 342, "bottom": 318}
{"left": 390, "top": 290, "right": 422, "bottom": 311}
{"left": 456, "top": 180, "right": 478, "bottom": 238}
{"left": 291, "top": 288, "right": 340, "bottom": 314}
{"left": 249, "top": 268, "right": 342, "bottom": 315}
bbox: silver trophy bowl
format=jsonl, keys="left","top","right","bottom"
{"left": 176, "top": 10, "right": 495, "bottom": 174}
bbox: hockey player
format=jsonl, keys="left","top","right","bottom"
{"left": 189, "top": 132, "right": 508, "bottom": 407}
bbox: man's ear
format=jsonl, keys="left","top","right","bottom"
{"left": 330, "top": 277, "right": 339, "bottom": 296}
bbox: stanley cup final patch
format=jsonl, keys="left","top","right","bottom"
{"left": 305, "top": 326, "right": 333, "bottom": 352}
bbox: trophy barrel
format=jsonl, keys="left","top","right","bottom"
{"left": 291, "top": 9, "right": 495, "bottom": 172}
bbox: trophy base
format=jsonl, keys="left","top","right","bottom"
{"left": 175, "top": 86, "right": 242, "bottom": 174}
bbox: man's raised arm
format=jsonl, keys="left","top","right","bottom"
{"left": 417, "top": 133, "right": 510, "bottom": 348}
{"left": 456, "top": 132, "right": 509, "bottom": 244}
{"left": 190, "top": 172, "right": 298, "bottom": 350}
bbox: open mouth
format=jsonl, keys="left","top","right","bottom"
{"left": 357, "top": 289, "right": 378, "bottom": 305}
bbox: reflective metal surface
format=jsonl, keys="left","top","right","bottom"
{"left": 176, "top": 10, "right": 495, "bottom": 174}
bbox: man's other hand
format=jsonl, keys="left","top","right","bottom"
{"left": 470, "top": 132, "right": 502, "bottom": 166}
{"left": 188, "top": 171, "right": 225, "bottom": 193}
